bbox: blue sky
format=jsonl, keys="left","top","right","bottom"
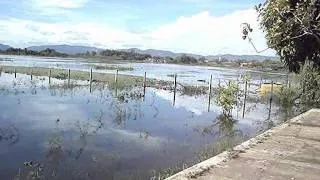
{"left": 0, "top": 0, "right": 274, "bottom": 55}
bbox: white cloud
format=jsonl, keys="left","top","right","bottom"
{"left": 145, "top": 9, "right": 273, "bottom": 55}
{"left": 32, "top": 0, "right": 90, "bottom": 9}
{"left": 0, "top": 8, "right": 275, "bottom": 55}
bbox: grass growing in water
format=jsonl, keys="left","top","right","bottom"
{"left": 1, "top": 65, "right": 212, "bottom": 94}
{"left": 94, "top": 65, "right": 133, "bottom": 71}
{"left": 0, "top": 65, "right": 143, "bottom": 88}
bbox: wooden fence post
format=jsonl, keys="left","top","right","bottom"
{"left": 143, "top": 72, "right": 147, "bottom": 100}
{"left": 90, "top": 69, "right": 93, "bottom": 93}
{"left": 49, "top": 69, "right": 51, "bottom": 84}
{"left": 173, "top": 74, "right": 177, "bottom": 106}
{"left": 68, "top": 69, "right": 71, "bottom": 87}
{"left": 115, "top": 69, "right": 118, "bottom": 84}
{"left": 30, "top": 69, "right": 33, "bottom": 80}
{"left": 208, "top": 74, "right": 213, "bottom": 112}
{"left": 14, "top": 68, "right": 16, "bottom": 78}
{"left": 242, "top": 80, "right": 248, "bottom": 118}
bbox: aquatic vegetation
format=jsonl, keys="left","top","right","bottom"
{"left": 0, "top": 125, "right": 19, "bottom": 145}
{"left": 15, "top": 161, "right": 44, "bottom": 180}
{"left": 110, "top": 88, "right": 144, "bottom": 126}
{"left": 94, "top": 65, "right": 133, "bottom": 71}
{"left": 275, "top": 85, "right": 297, "bottom": 109}
{"left": 196, "top": 136, "right": 242, "bottom": 163}
{"left": 139, "top": 129, "right": 150, "bottom": 139}
{"left": 180, "top": 85, "right": 209, "bottom": 96}
{"left": 156, "top": 134, "right": 243, "bottom": 180}
{"left": 54, "top": 72, "right": 68, "bottom": 79}
{"left": 215, "top": 81, "right": 241, "bottom": 116}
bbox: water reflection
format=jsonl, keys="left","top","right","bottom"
{"left": 0, "top": 125, "right": 19, "bottom": 145}
{"left": 0, "top": 72, "right": 286, "bottom": 179}
{"left": 196, "top": 114, "right": 243, "bottom": 138}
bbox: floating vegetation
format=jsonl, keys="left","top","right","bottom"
{"left": 181, "top": 85, "right": 209, "bottom": 96}
{"left": 15, "top": 161, "right": 45, "bottom": 180}
{"left": 94, "top": 65, "right": 133, "bottom": 71}
{"left": 54, "top": 72, "right": 68, "bottom": 80}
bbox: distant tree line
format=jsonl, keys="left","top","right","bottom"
{"left": 0, "top": 48, "right": 68, "bottom": 57}
{"left": 76, "top": 50, "right": 204, "bottom": 64}
{"left": 0, "top": 47, "right": 281, "bottom": 69}
{"left": 77, "top": 49, "right": 152, "bottom": 61}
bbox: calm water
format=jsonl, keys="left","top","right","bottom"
{"left": 0, "top": 72, "right": 284, "bottom": 179}
{"left": 0, "top": 55, "right": 287, "bottom": 86}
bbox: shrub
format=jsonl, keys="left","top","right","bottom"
{"left": 275, "top": 85, "right": 297, "bottom": 109}
{"left": 215, "top": 81, "right": 240, "bottom": 115}
{"left": 299, "top": 62, "right": 320, "bottom": 110}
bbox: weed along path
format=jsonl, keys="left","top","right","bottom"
{"left": 166, "top": 109, "right": 320, "bottom": 180}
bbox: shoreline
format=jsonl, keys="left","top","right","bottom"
{"left": 0, "top": 54, "right": 287, "bottom": 75}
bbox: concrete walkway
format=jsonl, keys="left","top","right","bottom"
{"left": 166, "top": 109, "right": 320, "bottom": 180}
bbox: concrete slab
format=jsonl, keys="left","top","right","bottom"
{"left": 166, "top": 109, "right": 320, "bottom": 180}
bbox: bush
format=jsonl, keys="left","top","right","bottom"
{"left": 215, "top": 81, "right": 240, "bottom": 115}
{"left": 299, "top": 62, "right": 320, "bottom": 109}
{"left": 275, "top": 85, "right": 296, "bottom": 109}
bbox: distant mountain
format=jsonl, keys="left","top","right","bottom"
{"left": 0, "top": 43, "right": 11, "bottom": 51}
{"left": 27, "top": 45, "right": 103, "bottom": 55}
{"left": 206, "top": 54, "right": 278, "bottom": 61}
{"left": 5, "top": 43, "right": 277, "bottom": 61}
{"left": 123, "top": 48, "right": 277, "bottom": 61}
{"left": 121, "top": 48, "right": 202, "bottom": 58}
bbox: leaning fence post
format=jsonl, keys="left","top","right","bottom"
{"left": 143, "top": 72, "right": 147, "bottom": 100}
{"left": 89, "top": 69, "right": 93, "bottom": 93}
{"left": 173, "top": 74, "right": 177, "bottom": 106}
{"left": 49, "top": 69, "right": 51, "bottom": 84}
{"left": 242, "top": 80, "right": 248, "bottom": 118}
{"left": 208, "top": 74, "right": 213, "bottom": 112}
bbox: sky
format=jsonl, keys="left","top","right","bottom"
{"left": 0, "top": 0, "right": 275, "bottom": 56}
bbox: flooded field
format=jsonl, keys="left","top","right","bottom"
{"left": 0, "top": 65, "right": 292, "bottom": 179}
{"left": 0, "top": 55, "right": 286, "bottom": 86}
{"left": 0, "top": 55, "right": 292, "bottom": 179}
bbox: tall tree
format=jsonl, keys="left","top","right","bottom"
{"left": 245, "top": 0, "right": 320, "bottom": 72}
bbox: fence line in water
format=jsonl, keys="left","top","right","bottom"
{"left": 4, "top": 67, "right": 283, "bottom": 119}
